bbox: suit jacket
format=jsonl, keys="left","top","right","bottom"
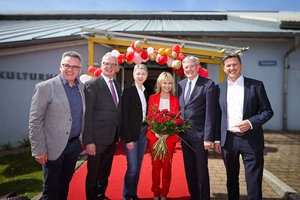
{"left": 83, "top": 75, "right": 121, "bottom": 148}
{"left": 216, "top": 76, "right": 274, "bottom": 150}
{"left": 146, "top": 93, "right": 180, "bottom": 143}
{"left": 29, "top": 75, "right": 86, "bottom": 160}
{"left": 120, "top": 84, "right": 148, "bottom": 143}
{"left": 178, "top": 76, "right": 217, "bottom": 142}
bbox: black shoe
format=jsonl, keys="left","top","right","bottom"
{"left": 131, "top": 195, "right": 140, "bottom": 200}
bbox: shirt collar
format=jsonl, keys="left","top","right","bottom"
{"left": 227, "top": 75, "right": 244, "bottom": 86}
{"left": 135, "top": 83, "right": 145, "bottom": 92}
{"left": 188, "top": 75, "right": 199, "bottom": 84}
{"left": 59, "top": 74, "right": 79, "bottom": 86}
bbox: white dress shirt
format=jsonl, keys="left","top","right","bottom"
{"left": 227, "top": 75, "right": 245, "bottom": 132}
{"left": 184, "top": 75, "right": 199, "bottom": 100}
{"left": 135, "top": 83, "right": 147, "bottom": 122}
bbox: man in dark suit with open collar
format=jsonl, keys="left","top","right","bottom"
{"left": 215, "top": 54, "right": 274, "bottom": 200}
{"left": 178, "top": 56, "right": 217, "bottom": 200}
{"left": 83, "top": 52, "right": 122, "bottom": 200}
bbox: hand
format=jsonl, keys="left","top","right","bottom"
{"left": 162, "top": 135, "right": 169, "bottom": 140}
{"left": 86, "top": 143, "right": 96, "bottom": 156}
{"left": 235, "top": 120, "right": 251, "bottom": 133}
{"left": 35, "top": 153, "right": 48, "bottom": 165}
{"left": 126, "top": 142, "right": 134, "bottom": 151}
{"left": 214, "top": 143, "right": 222, "bottom": 154}
{"left": 204, "top": 141, "right": 214, "bottom": 150}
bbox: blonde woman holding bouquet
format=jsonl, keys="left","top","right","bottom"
{"left": 146, "top": 72, "right": 180, "bottom": 200}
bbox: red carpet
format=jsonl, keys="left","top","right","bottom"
{"left": 68, "top": 142, "right": 190, "bottom": 200}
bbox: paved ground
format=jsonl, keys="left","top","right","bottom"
{"left": 207, "top": 131, "right": 300, "bottom": 200}
{"left": 32, "top": 131, "right": 300, "bottom": 200}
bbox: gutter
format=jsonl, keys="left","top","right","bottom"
{"left": 282, "top": 36, "right": 300, "bottom": 131}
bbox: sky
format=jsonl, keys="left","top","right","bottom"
{"left": 0, "top": 0, "right": 300, "bottom": 13}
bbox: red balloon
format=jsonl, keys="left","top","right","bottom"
{"left": 178, "top": 53, "right": 185, "bottom": 61}
{"left": 94, "top": 68, "right": 102, "bottom": 78}
{"left": 140, "top": 50, "right": 149, "bottom": 60}
{"left": 88, "top": 66, "right": 97, "bottom": 74}
{"left": 157, "top": 55, "right": 168, "bottom": 65}
{"left": 172, "top": 67, "right": 185, "bottom": 77}
{"left": 198, "top": 67, "right": 209, "bottom": 78}
{"left": 126, "top": 51, "right": 134, "bottom": 61}
{"left": 131, "top": 42, "right": 136, "bottom": 51}
{"left": 118, "top": 54, "right": 126, "bottom": 64}
{"left": 172, "top": 44, "right": 181, "bottom": 54}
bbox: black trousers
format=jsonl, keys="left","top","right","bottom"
{"left": 42, "top": 138, "right": 81, "bottom": 200}
{"left": 85, "top": 141, "right": 116, "bottom": 200}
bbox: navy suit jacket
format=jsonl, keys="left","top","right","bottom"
{"left": 178, "top": 76, "right": 217, "bottom": 142}
{"left": 216, "top": 76, "right": 274, "bottom": 151}
{"left": 83, "top": 75, "right": 122, "bottom": 149}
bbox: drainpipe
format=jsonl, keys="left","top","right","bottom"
{"left": 282, "top": 36, "right": 300, "bottom": 131}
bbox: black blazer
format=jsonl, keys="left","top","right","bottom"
{"left": 120, "top": 84, "right": 148, "bottom": 143}
{"left": 216, "top": 76, "right": 274, "bottom": 151}
{"left": 83, "top": 76, "right": 122, "bottom": 148}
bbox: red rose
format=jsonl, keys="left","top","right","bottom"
{"left": 174, "top": 118, "right": 184, "bottom": 125}
{"left": 157, "top": 117, "right": 164, "bottom": 124}
{"left": 163, "top": 116, "right": 171, "bottom": 122}
{"left": 161, "top": 109, "right": 168, "bottom": 114}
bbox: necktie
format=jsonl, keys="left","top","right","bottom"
{"left": 184, "top": 81, "right": 192, "bottom": 104}
{"left": 109, "top": 80, "right": 118, "bottom": 108}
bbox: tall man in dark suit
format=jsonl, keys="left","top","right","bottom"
{"left": 29, "top": 51, "right": 85, "bottom": 200}
{"left": 83, "top": 52, "right": 122, "bottom": 200}
{"left": 178, "top": 56, "right": 217, "bottom": 200}
{"left": 214, "top": 54, "right": 274, "bottom": 200}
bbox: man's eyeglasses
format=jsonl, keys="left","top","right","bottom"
{"left": 102, "top": 62, "right": 118, "bottom": 67}
{"left": 62, "top": 63, "right": 81, "bottom": 71}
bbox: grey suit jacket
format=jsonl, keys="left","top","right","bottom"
{"left": 29, "top": 75, "right": 85, "bottom": 160}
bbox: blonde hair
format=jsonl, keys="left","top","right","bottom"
{"left": 155, "top": 72, "right": 176, "bottom": 95}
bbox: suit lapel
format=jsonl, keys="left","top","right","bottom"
{"left": 243, "top": 77, "right": 250, "bottom": 115}
{"left": 53, "top": 76, "right": 71, "bottom": 114}
{"left": 222, "top": 81, "right": 228, "bottom": 114}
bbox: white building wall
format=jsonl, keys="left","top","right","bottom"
{"left": 0, "top": 44, "right": 110, "bottom": 147}
{"left": 0, "top": 39, "right": 299, "bottom": 147}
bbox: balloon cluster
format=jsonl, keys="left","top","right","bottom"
{"left": 115, "top": 40, "right": 208, "bottom": 78}
{"left": 80, "top": 40, "right": 209, "bottom": 84}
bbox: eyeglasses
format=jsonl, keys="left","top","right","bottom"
{"left": 62, "top": 63, "right": 81, "bottom": 71}
{"left": 102, "top": 62, "right": 118, "bottom": 67}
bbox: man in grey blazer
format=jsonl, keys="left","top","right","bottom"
{"left": 29, "top": 51, "right": 85, "bottom": 200}
{"left": 215, "top": 54, "right": 273, "bottom": 200}
{"left": 178, "top": 56, "right": 217, "bottom": 200}
{"left": 83, "top": 52, "right": 122, "bottom": 200}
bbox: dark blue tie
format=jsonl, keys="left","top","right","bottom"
{"left": 184, "top": 81, "right": 192, "bottom": 104}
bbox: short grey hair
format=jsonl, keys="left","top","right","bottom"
{"left": 61, "top": 51, "right": 82, "bottom": 62}
{"left": 133, "top": 64, "right": 148, "bottom": 74}
{"left": 101, "top": 52, "right": 118, "bottom": 63}
{"left": 182, "top": 55, "right": 199, "bottom": 65}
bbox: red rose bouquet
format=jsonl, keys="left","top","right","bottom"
{"left": 146, "top": 108, "right": 191, "bottom": 160}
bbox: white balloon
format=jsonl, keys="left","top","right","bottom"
{"left": 111, "top": 50, "right": 120, "bottom": 57}
{"left": 147, "top": 47, "right": 154, "bottom": 54}
{"left": 127, "top": 47, "right": 134, "bottom": 53}
{"left": 79, "top": 74, "right": 92, "bottom": 84}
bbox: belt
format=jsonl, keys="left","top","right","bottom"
{"left": 68, "top": 136, "right": 80, "bottom": 143}
{"left": 227, "top": 130, "right": 243, "bottom": 137}
{"left": 141, "top": 121, "right": 148, "bottom": 126}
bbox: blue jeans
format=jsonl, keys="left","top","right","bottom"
{"left": 122, "top": 125, "right": 148, "bottom": 200}
{"left": 42, "top": 138, "right": 81, "bottom": 200}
